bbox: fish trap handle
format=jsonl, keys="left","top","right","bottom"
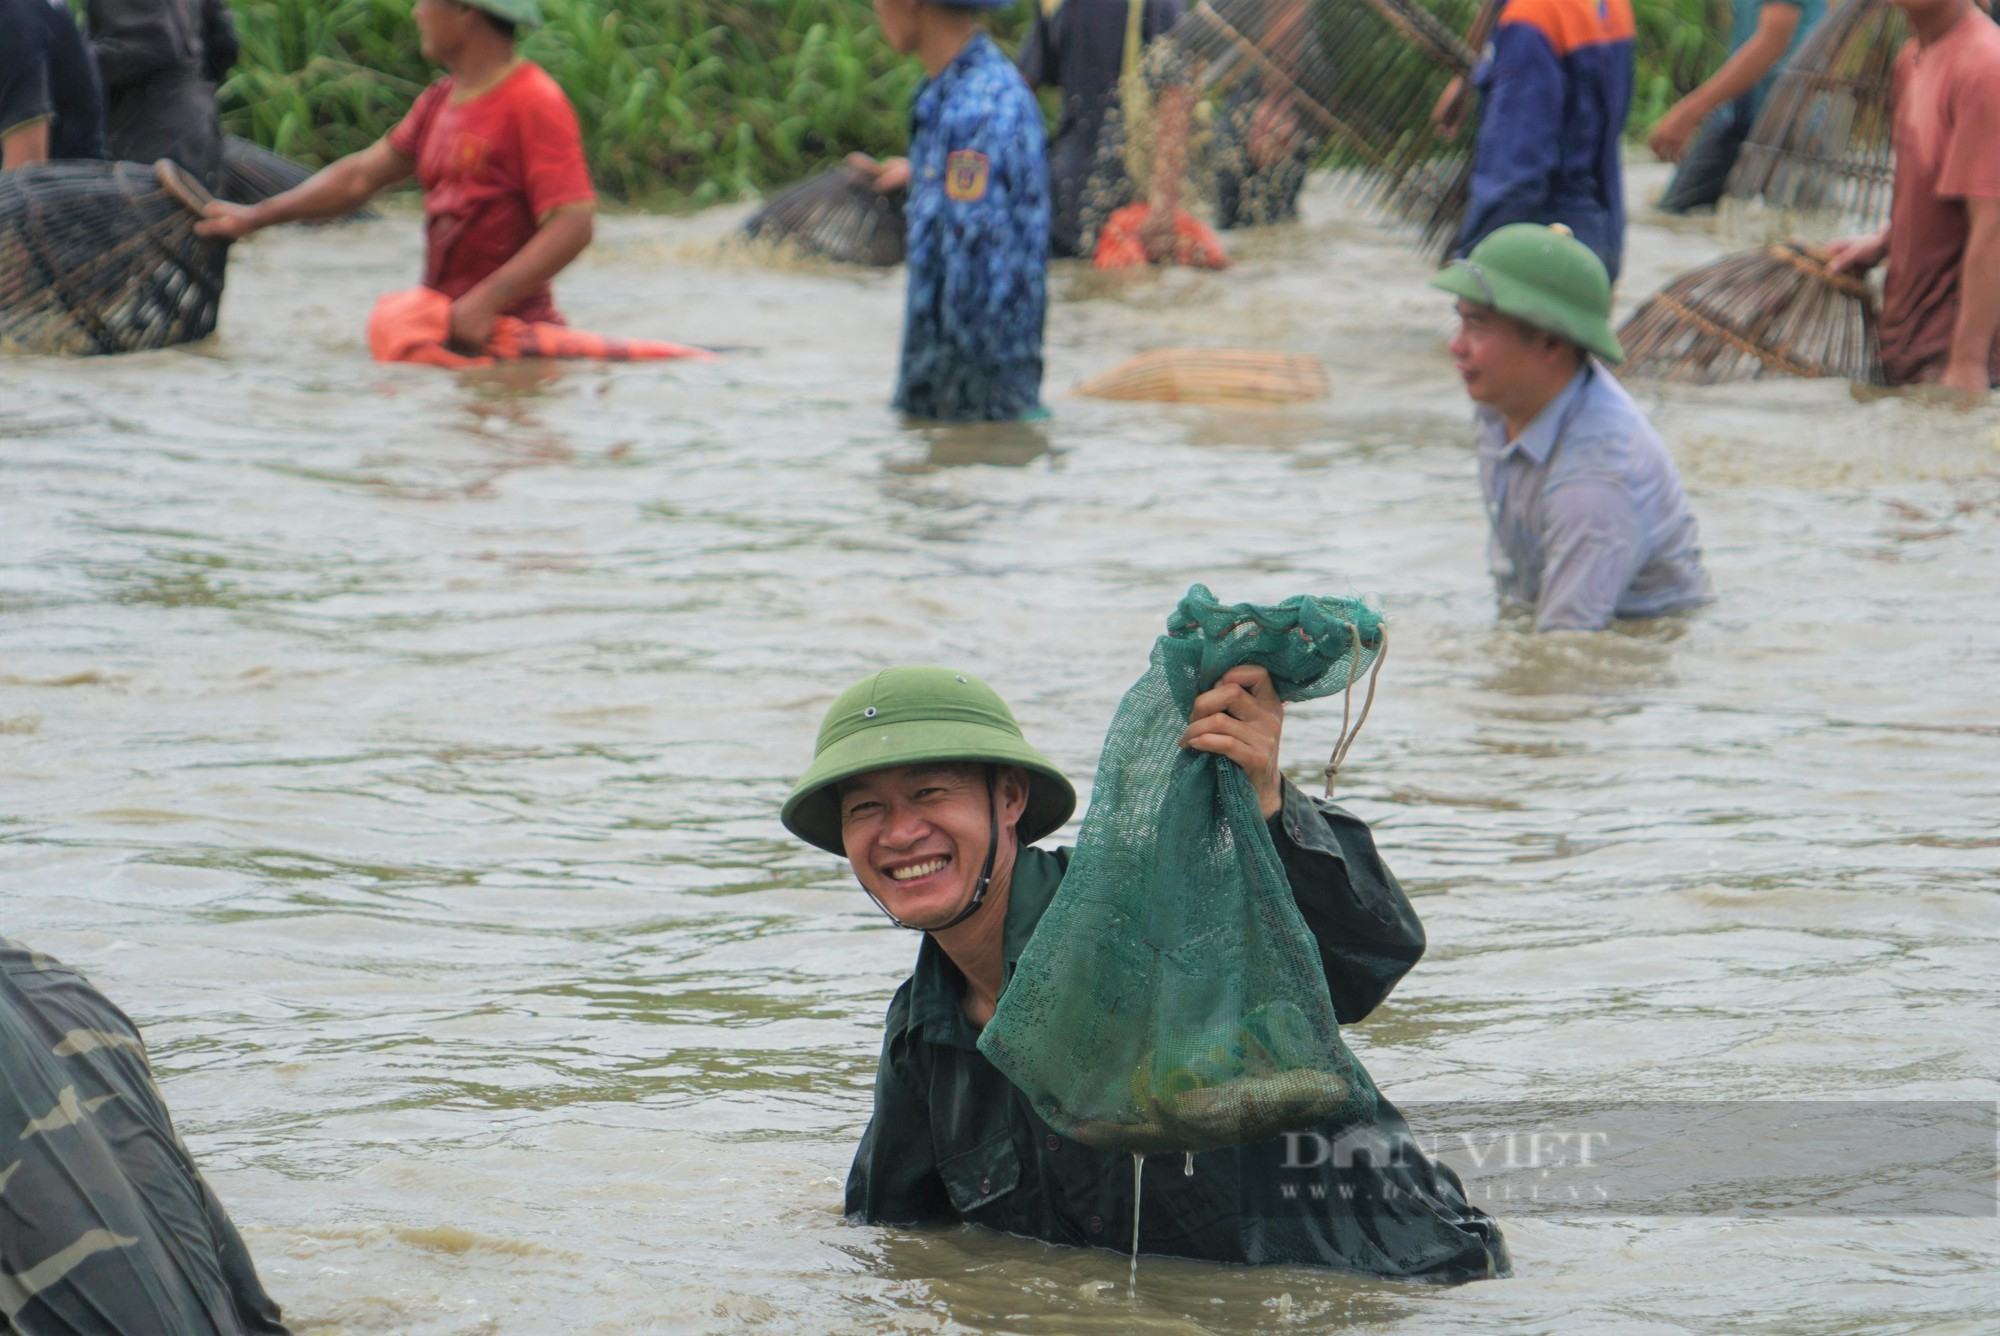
{"left": 1769, "top": 239, "right": 1872, "bottom": 300}
{"left": 153, "top": 159, "right": 214, "bottom": 219}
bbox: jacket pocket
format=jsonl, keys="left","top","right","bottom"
{"left": 938, "top": 1129, "right": 1021, "bottom": 1215}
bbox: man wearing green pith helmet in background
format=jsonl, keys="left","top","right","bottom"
{"left": 783, "top": 664, "right": 1509, "bottom": 1279}
{"left": 198, "top": 0, "right": 596, "bottom": 353}
{"left": 1433, "top": 222, "right": 1713, "bottom": 634}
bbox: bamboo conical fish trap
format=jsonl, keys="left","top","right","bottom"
{"left": 221, "top": 135, "right": 315, "bottom": 204}
{"left": 1320, "top": 0, "right": 1496, "bottom": 251}
{"left": 1724, "top": 0, "right": 1908, "bottom": 228}
{"left": 1134, "top": 0, "right": 1337, "bottom": 227}
{"left": 1616, "top": 242, "right": 1884, "bottom": 384}
{"left": 743, "top": 165, "right": 907, "bottom": 267}
{"left": 0, "top": 159, "right": 227, "bottom": 356}
{"left": 219, "top": 136, "right": 378, "bottom": 221}
{"left": 1144, "top": 0, "right": 1486, "bottom": 255}
{"left": 1076, "top": 348, "right": 1331, "bottom": 404}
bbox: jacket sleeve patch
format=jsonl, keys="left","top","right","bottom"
{"left": 945, "top": 149, "right": 991, "bottom": 203}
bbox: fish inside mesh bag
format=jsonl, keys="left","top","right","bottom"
{"left": 978, "top": 583, "right": 1386, "bottom": 1154}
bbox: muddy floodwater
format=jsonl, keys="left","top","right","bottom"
{"left": 4, "top": 165, "right": 1998, "bottom": 1334}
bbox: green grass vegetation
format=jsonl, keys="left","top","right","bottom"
{"left": 220, "top": 0, "right": 1027, "bottom": 204}
{"left": 219, "top": 0, "right": 1725, "bottom": 205}
{"left": 1631, "top": 0, "right": 1731, "bottom": 131}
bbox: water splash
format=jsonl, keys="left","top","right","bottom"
{"left": 1129, "top": 1151, "right": 1145, "bottom": 1297}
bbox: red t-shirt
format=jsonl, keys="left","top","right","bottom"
{"left": 387, "top": 61, "right": 595, "bottom": 325}
{"left": 1880, "top": 12, "right": 2000, "bottom": 385}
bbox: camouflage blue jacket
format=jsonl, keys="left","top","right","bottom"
{"left": 894, "top": 31, "right": 1050, "bottom": 422}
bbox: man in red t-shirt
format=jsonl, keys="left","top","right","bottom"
{"left": 199, "top": 0, "right": 594, "bottom": 350}
{"left": 1828, "top": 0, "right": 2000, "bottom": 393}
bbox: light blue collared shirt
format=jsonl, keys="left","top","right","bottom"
{"left": 1475, "top": 363, "right": 1712, "bottom": 632}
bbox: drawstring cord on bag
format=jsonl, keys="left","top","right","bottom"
{"left": 1323, "top": 625, "right": 1388, "bottom": 799}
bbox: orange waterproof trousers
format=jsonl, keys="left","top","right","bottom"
{"left": 367, "top": 287, "right": 711, "bottom": 368}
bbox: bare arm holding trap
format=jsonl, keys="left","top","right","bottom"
{"left": 196, "top": 137, "right": 414, "bottom": 238}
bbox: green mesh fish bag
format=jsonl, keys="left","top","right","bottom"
{"left": 978, "top": 584, "right": 1386, "bottom": 1154}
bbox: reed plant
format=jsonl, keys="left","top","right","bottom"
{"left": 219, "top": 0, "right": 1722, "bottom": 204}
{"left": 220, "top": 0, "right": 1024, "bottom": 203}
{"left": 1629, "top": 0, "right": 1731, "bottom": 130}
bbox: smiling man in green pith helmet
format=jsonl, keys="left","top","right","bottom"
{"left": 784, "top": 665, "right": 1509, "bottom": 1280}
{"left": 198, "top": 0, "right": 595, "bottom": 354}
{"left": 1433, "top": 222, "right": 1712, "bottom": 633}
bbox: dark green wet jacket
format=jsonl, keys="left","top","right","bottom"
{"left": 845, "top": 783, "right": 1511, "bottom": 1282}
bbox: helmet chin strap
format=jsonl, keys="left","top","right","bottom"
{"left": 864, "top": 764, "right": 1000, "bottom": 933}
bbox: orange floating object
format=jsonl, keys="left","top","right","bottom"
{"left": 1091, "top": 204, "right": 1230, "bottom": 271}
{"left": 366, "top": 287, "right": 712, "bottom": 369}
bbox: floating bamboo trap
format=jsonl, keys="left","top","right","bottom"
{"left": 1076, "top": 348, "right": 1331, "bottom": 404}
{"left": 1617, "top": 242, "right": 1884, "bottom": 384}
{"left": 743, "top": 165, "right": 906, "bottom": 267}
{"left": 1725, "top": 0, "right": 1908, "bottom": 228}
{"left": 220, "top": 135, "right": 377, "bottom": 221}
{"left": 1142, "top": 0, "right": 1488, "bottom": 255}
{"left": 0, "top": 159, "right": 227, "bottom": 357}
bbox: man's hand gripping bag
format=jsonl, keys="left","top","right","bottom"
{"left": 978, "top": 585, "right": 1385, "bottom": 1153}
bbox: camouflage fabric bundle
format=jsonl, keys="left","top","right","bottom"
{"left": 0, "top": 937, "right": 289, "bottom": 1333}
{"left": 978, "top": 584, "right": 1385, "bottom": 1154}
{"left": 0, "top": 160, "right": 227, "bottom": 356}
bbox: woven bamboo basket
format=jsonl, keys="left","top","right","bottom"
{"left": 1337, "top": 0, "right": 1496, "bottom": 253}
{"left": 1724, "top": 0, "right": 1908, "bottom": 228}
{"left": 0, "top": 159, "right": 227, "bottom": 357}
{"left": 1076, "top": 348, "right": 1331, "bottom": 404}
{"left": 1134, "top": 0, "right": 1342, "bottom": 230}
{"left": 1145, "top": 0, "right": 1487, "bottom": 255}
{"left": 743, "top": 165, "right": 906, "bottom": 267}
{"left": 221, "top": 135, "right": 315, "bottom": 204}
{"left": 219, "top": 135, "right": 377, "bottom": 221}
{"left": 1616, "top": 241, "right": 1884, "bottom": 384}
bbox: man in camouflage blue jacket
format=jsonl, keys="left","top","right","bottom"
{"left": 853, "top": 0, "right": 1051, "bottom": 421}
{"left": 0, "top": 937, "right": 289, "bottom": 1335}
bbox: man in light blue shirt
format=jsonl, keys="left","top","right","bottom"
{"left": 1431, "top": 223, "right": 1712, "bottom": 633}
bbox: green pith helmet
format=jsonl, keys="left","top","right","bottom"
{"left": 1430, "top": 223, "right": 1625, "bottom": 365}
{"left": 782, "top": 667, "right": 1077, "bottom": 857}
{"left": 457, "top": 0, "right": 542, "bottom": 29}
